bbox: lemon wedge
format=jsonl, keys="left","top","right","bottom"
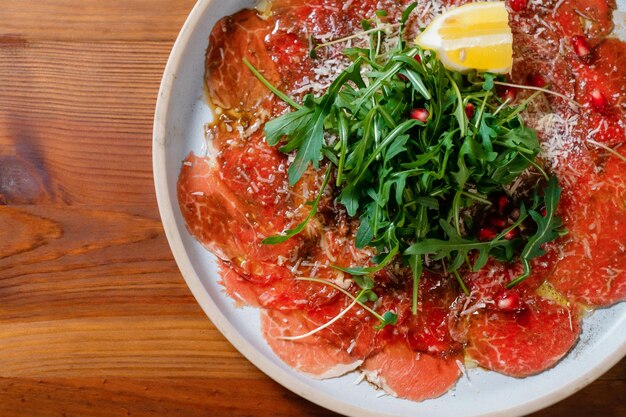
{"left": 415, "top": 2, "right": 513, "bottom": 73}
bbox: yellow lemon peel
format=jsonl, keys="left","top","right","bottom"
{"left": 415, "top": 2, "right": 513, "bottom": 73}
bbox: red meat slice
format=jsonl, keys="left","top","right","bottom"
{"left": 361, "top": 342, "right": 461, "bottom": 401}
{"left": 463, "top": 259, "right": 554, "bottom": 300}
{"left": 569, "top": 39, "right": 626, "bottom": 146}
{"left": 177, "top": 152, "right": 299, "bottom": 282}
{"left": 509, "top": 2, "right": 576, "bottom": 116}
{"left": 215, "top": 130, "right": 294, "bottom": 224}
{"left": 447, "top": 258, "right": 559, "bottom": 345}
{"left": 549, "top": 240, "right": 626, "bottom": 307}
{"left": 464, "top": 296, "right": 580, "bottom": 377}
{"left": 219, "top": 263, "right": 263, "bottom": 307}
{"left": 552, "top": 0, "right": 615, "bottom": 38}
{"left": 205, "top": 9, "right": 280, "bottom": 113}
{"left": 262, "top": 308, "right": 365, "bottom": 378}
{"left": 548, "top": 149, "right": 626, "bottom": 307}
{"left": 374, "top": 272, "right": 463, "bottom": 356}
{"left": 178, "top": 152, "right": 258, "bottom": 261}
{"left": 220, "top": 261, "right": 344, "bottom": 310}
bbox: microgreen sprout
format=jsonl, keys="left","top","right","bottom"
{"left": 493, "top": 81, "right": 583, "bottom": 108}
{"left": 586, "top": 139, "right": 626, "bottom": 163}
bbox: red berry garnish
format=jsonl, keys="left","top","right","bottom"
{"left": 571, "top": 35, "right": 593, "bottom": 63}
{"left": 497, "top": 85, "right": 516, "bottom": 103}
{"left": 504, "top": 227, "right": 520, "bottom": 240}
{"left": 509, "top": 0, "right": 528, "bottom": 12}
{"left": 488, "top": 217, "right": 508, "bottom": 229}
{"left": 495, "top": 289, "right": 523, "bottom": 312}
{"left": 497, "top": 195, "right": 511, "bottom": 215}
{"left": 590, "top": 88, "right": 609, "bottom": 113}
{"left": 410, "top": 108, "right": 430, "bottom": 123}
{"left": 465, "top": 102, "right": 475, "bottom": 119}
{"left": 478, "top": 227, "right": 498, "bottom": 241}
{"left": 527, "top": 74, "right": 547, "bottom": 88}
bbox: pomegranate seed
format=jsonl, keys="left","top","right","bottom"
{"left": 488, "top": 217, "right": 508, "bottom": 229}
{"left": 478, "top": 227, "right": 498, "bottom": 241}
{"left": 539, "top": 206, "right": 547, "bottom": 217}
{"left": 497, "top": 85, "right": 516, "bottom": 103}
{"left": 497, "top": 195, "right": 511, "bottom": 215}
{"left": 527, "top": 74, "right": 547, "bottom": 88}
{"left": 398, "top": 73, "right": 408, "bottom": 81}
{"left": 509, "top": 0, "right": 527, "bottom": 12}
{"left": 495, "top": 290, "right": 523, "bottom": 312}
{"left": 590, "top": 88, "right": 609, "bottom": 113}
{"left": 510, "top": 208, "right": 520, "bottom": 221}
{"left": 410, "top": 108, "right": 430, "bottom": 123}
{"left": 465, "top": 103, "right": 475, "bottom": 119}
{"left": 571, "top": 35, "right": 592, "bottom": 63}
{"left": 504, "top": 227, "right": 519, "bottom": 240}
{"left": 414, "top": 54, "right": 422, "bottom": 63}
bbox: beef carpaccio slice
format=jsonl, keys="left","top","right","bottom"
{"left": 177, "top": 0, "right": 626, "bottom": 403}
{"left": 462, "top": 295, "right": 581, "bottom": 377}
{"left": 205, "top": 9, "right": 279, "bottom": 113}
{"left": 547, "top": 148, "right": 626, "bottom": 306}
{"left": 262, "top": 309, "right": 366, "bottom": 378}
{"left": 447, "top": 260, "right": 581, "bottom": 377}
{"left": 510, "top": 0, "right": 626, "bottom": 308}
{"left": 178, "top": 145, "right": 300, "bottom": 281}
{"left": 361, "top": 342, "right": 461, "bottom": 401}
{"left": 482, "top": 1, "right": 626, "bottom": 349}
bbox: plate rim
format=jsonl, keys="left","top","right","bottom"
{"left": 152, "top": 1, "right": 626, "bottom": 416}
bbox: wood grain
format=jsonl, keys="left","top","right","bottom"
{"left": 0, "top": 41, "right": 168, "bottom": 205}
{"left": 0, "top": 0, "right": 196, "bottom": 41}
{"left": 0, "top": 1, "right": 624, "bottom": 416}
{"left": 0, "top": 378, "right": 339, "bottom": 417}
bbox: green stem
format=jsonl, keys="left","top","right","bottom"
{"left": 242, "top": 58, "right": 300, "bottom": 109}
{"left": 315, "top": 23, "right": 400, "bottom": 50}
{"left": 453, "top": 270, "right": 470, "bottom": 296}
{"left": 493, "top": 81, "right": 582, "bottom": 107}
{"left": 336, "top": 112, "right": 349, "bottom": 187}
{"left": 461, "top": 191, "right": 491, "bottom": 205}
{"left": 295, "top": 277, "right": 386, "bottom": 322}
{"left": 409, "top": 255, "right": 422, "bottom": 314}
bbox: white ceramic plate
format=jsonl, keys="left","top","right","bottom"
{"left": 153, "top": 1, "right": 626, "bottom": 416}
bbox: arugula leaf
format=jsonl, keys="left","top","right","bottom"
{"left": 383, "top": 133, "right": 409, "bottom": 161}
{"left": 478, "top": 113, "right": 498, "bottom": 158}
{"left": 401, "top": 2, "right": 418, "bottom": 25}
{"left": 338, "top": 187, "right": 361, "bottom": 220}
{"left": 405, "top": 218, "right": 517, "bottom": 273}
{"left": 507, "top": 177, "right": 565, "bottom": 287}
{"left": 263, "top": 58, "right": 366, "bottom": 186}
{"left": 265, "top": 96, "right": 315, "bottom": 147}
{"left": 286, "top": 108, "right": 326, "bottom": 184}
{"left": 355, "top": 202, "right": 376, "bottom": 248}
{"left": 397, "top": 67, "right": 431, "bottom": 99}
{"left": 501, "top": 125, "right": 540, "bottom": 153}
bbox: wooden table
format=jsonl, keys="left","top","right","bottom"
{"left": 0, "top": 1, "right": 624, "bottom": 416}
